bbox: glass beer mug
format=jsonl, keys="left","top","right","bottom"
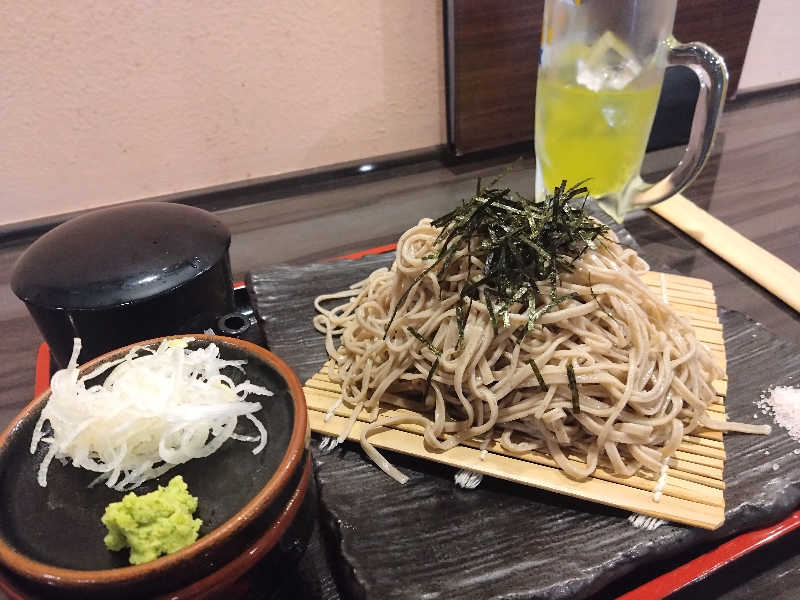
{"left": 534, "top": 0, "right": 728, "bottom": 220}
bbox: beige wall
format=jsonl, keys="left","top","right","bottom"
{"left": 0, "top": 1, "right": 445, "bottom": 226}
{"left": 2, "top": 1, "right": 797, "bottom": 227}
{"left": 739, "top": 0, "right": 800, "bottom": 92}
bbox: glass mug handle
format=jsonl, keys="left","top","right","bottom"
{"left": 626, "top": 37, "right": 729, "bottom": 210}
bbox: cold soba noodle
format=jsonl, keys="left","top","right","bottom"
{"left": 314, "top": 182, "right": 769, "bottom": 483}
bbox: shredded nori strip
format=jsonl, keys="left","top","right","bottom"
{"left": 528, "top": 293, "right": 577, "bottom": 326}
{"left": 384, "top": 178, "right": 608, "bottom": 344}
{"left": 586, "top": 274, "right": 618, "bottom": 325}
{"left": 424, "top": 356, "right": 441, "bottom": 401}
{"left": 384, "top": 265, "right": 436, "bottom": 340}
{"left": 407, "top": 326, "right": 441, "bottom": 357}
{"left": 486, "top": 291, "right": 499, "bottom": 335}
{"left": 566, "top": 363, "right": 580, "bottom": 414}
{"left": 527, "top": 360, "right": 548, "bottom": 392}
{"left": 407, "top": 327, "right": 442, "bottom": 401}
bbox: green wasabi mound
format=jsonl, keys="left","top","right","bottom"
{"left": 101, "top": 475, "right": 202, "bottom": 565}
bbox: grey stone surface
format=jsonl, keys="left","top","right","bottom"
{"left": 248, "top": 216, "right": 800, "bottom": 600}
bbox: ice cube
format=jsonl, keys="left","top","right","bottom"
{"left": 601, "top": 106, "right": 620, "bottom": 128}
{"left": 576, "top": 31, "right": 642, "bottom": 92}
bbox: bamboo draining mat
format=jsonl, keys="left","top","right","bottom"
{"left": 303, "top": 271, "right": 728, "bottom": 530}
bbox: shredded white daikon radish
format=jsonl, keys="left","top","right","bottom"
{"left": 30, "top": 337, "right": 273, "bottom": 491}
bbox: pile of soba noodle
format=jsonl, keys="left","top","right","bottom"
{"left": 313, "top": 183, "right": 769, "bottom": 484}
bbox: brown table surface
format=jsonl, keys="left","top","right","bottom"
{"left": 0, "top": 87, "right": 798, "bottom": 598}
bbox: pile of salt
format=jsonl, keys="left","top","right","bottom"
{"left": 756, "top": 386, "right": 800, "bottom": 443}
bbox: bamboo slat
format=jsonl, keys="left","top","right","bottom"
{"left": 303, "top": 271, "right": 730, "bottom": 529}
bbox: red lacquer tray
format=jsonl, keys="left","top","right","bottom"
{"left": 26, "top": 247, "right": 800, "bottom": 599}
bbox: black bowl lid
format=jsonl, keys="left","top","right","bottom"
{"left": 11, "top": 203, "right": 231, "bottom": 310}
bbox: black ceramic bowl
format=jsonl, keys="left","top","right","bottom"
{"left": 0, "top": 335, "right": 310, "bottom": 599}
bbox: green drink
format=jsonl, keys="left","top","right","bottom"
{"left": 535, "top": 75, "right": 662, "bottom": 199}
{"left": 534, "top": 0, "right": 728, "bottom": 221}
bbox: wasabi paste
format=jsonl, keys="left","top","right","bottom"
{"left": 101, "top": 475, "right": 202, "bottom": 565}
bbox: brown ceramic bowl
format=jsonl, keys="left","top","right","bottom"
{"left": 0, "top": 335, "right": 309, "bottom": 599}
{"left": 0, "top": 454, "right": 317, "bottom": 600}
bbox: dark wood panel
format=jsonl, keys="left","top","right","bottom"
{"left": 447, "top": 0, "right": 760, "bottom": 155}
{"left": 448, "top": 0, "right": 543, "bottom": 154}
{"left": 672, "top": 0, "right": 759, "bottom": 99}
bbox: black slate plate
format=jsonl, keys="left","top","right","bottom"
{"left": 248, "top": 243, "right": 800, "bottom": 600}
{"left": 0, "top": 337, "right": 295, "bottom": 572}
